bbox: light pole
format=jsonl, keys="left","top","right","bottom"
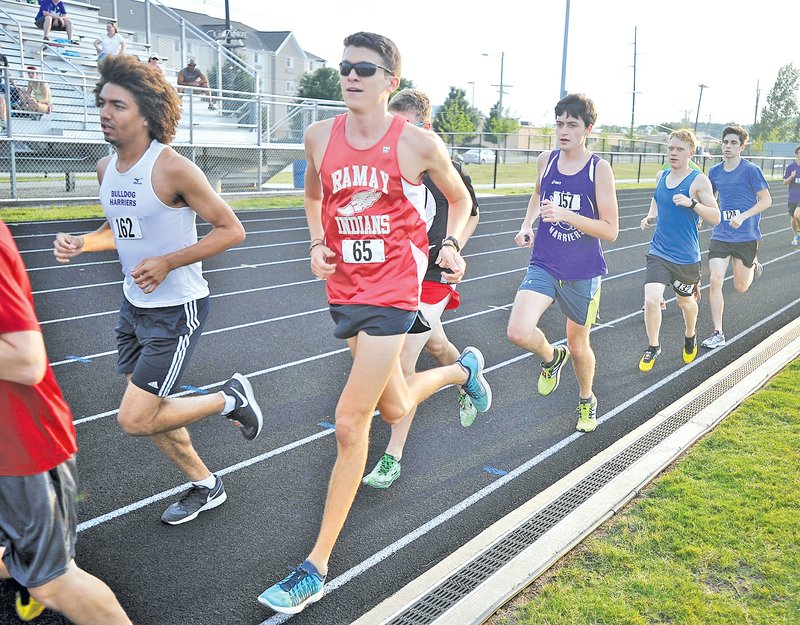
{"left": 693, "top": 83, "right": 708, "bottom": 134}
{"left": 560, "top": 0, "right": 571, "bottom": 99}
{"left": 467, "top": 81, "right": 475, "bottom": 109}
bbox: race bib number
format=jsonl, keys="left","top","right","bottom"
{"left": 552, "top": 191, "right": 582, "bottom": 212}
{"left": 672, "top": 279, "right": 695, "bottom": 296}
{"left": 111, "top": 216, "right": 142, "bottom": 239}
{"left": 341, "top": 239, "right": 385, "bottom": 263}
{"left": 722, "top": 209, "right": 740, "bottom": 221}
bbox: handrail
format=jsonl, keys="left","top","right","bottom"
{"left": 0, "top": 7, "right": 23, "bottom": 62}
{"left": 144, "top": 0, "right": 256, "bottom": 79}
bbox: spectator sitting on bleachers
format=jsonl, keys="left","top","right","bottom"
{"left": 177, "top": 58, "right": 215, "bottom": 110}
{"left": 35, "top": 0, "right": 77, "bottom": 45}
{"left": 94, "top": 21, "right": 125, "bottom": 60}
{"left": 147, "top": 53, "right": 165, "bottom": 76}
{"left": 18, "top": 66, "right": 52, "bottom": 114}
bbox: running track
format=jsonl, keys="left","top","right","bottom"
{"left": 1, "top": 186, "right": 798, "bottom": 625}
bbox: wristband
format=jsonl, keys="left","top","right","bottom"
{"left": 441, "top": 235, "right": 461, "bottom": 252}
{"left": 309, "top": 238, "right": 324, "bottom": 253}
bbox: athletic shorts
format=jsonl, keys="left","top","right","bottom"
{"left": 645, "top": 254, "right": 701, "bottom": 298}
{"left": 0, "top": 458, "right": 77, "bottom": 588}
{"left": 790, "top": 202, "right": 799, "bottom": 216}
{"left": 420, "top": 280, "right": 460, "bottom": 310}
{"left": 34, "top": 17, "right": 67, "bottom": 30}
{"left": 329, "top": 304, "right": 428, "bottom": 339}
{"left": 518, "top": 264, "right": 601, "bottom": 326}
{"left": 115, "top": 296, "right": 209, "bottom": 397}
{"left": 708, "top": 239, "right": 758, "bottom": 267}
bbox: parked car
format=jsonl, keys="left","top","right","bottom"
{"left": 462, "top": 148, "right": 495, "bottom": 164}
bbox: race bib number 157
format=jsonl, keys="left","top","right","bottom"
{"left": 341, "top": 239, "right": 385, "bottom": 263}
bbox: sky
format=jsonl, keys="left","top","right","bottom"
{"left": 164, "top": 0, "right": 797, "bottom": 129}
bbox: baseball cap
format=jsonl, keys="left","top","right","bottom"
{"left": 149, "top": 54, "right": 159, "bottom": 60}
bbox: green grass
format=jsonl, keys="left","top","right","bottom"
{"left": 0, "top": 195, "right": 305, "bottom": 223}
{"left": 488, "top": 359, "right": 800, "bottom": 625}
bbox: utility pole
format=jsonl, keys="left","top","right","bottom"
{"left": 629, "top": 26, "right": 638, "bottom": 139}
{"left": 753, "top": 80, "right": 761, "bottom": 126}
{"left": 560, "top": 0, "right": 571, "bottom": 99}
{"left": 693, "top": 83, "right": 708, "bottom": 134}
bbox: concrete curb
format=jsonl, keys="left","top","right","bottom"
{"left": 353, "top": 314, "right": 800, "bottom": 625}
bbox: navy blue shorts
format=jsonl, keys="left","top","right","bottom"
{"left": 645, "top": 254, "right": 700, "bottom": 298}
{"left": 0, "top": 458, "right": 77, "bottom": 588}
{"left": 115, "top": 296, "right": 209, "bottom": 397}
{"left": 329, "top": 304, "right": 428, "bottom": 340}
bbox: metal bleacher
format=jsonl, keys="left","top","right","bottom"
{"left": 0, "top": 0, "right": 346, "bottom": 202}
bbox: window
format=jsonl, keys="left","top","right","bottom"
{"left": 286, "top": 81, "right": 295, "bottom": 93}
{"left": 286, "top": 57, "right": 294, "bottom": 69}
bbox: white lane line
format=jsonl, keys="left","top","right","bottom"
{"left": 71, "top": 292, "right": 800, "bottom": 536}
{"left": 76, "top": 428, "right": 335, "bottom": 532}
{"left": 72, "top": 346, "right": 351, "bottom": 425}
{"left": 49, "top": 307, "right": 331, "bottom": 366}
{"left": 257, "top": 295, "right": 800, "bottom": 625}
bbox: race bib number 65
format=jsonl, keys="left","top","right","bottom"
{"left": 342, "top": 239, "right": 385, "bottom": 263}
{"left": 111, "top": 216, "right": 142, "bottom": 239}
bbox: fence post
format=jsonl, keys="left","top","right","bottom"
{"left": 637, "top": 154, "right": 642, "bottom": 183}
{"left": 9, "top": 140, "right": 17, "bottom": 199}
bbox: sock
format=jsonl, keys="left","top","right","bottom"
{"left": 579, "top": 395, "right": 595, "bottom": 404}
{"left": 220, "top": 392, "right": 236, "bottom": 416}
{"left": 649, "top": 345, "right": 660, "bottom": 352}
{"left": 192, "top": 474, "right": 216, "bottom": 489}
{"left": 545, "top": 346, "right": 561, "bottom": 368}
{"left": 302, "top": 559, "right": 326, "bottom": 578}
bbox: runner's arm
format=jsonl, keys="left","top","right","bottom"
{"left": 0, "top": 330, "right": 47, "bottom": 385}
{"left": 515, "top": 152, "right": 547, "bottom": 247}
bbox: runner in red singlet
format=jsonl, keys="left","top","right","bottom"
{"left": 258, "top": 32, "right": 492, "bottom": 615}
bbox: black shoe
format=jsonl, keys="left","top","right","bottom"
{"left": 221, "top": 373, "right": 263, "bottom": 440}
{"left": 161, "top": 475, "right": 226, "bottom": 525}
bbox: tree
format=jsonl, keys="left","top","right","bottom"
{"left": 484, "top": 101, "right": 519, "bottom": 146}
{"left": 433, "top": 87, "right": 477, "bottom": 145}
{"left": 751, "top": 63, "right": 800, "bottom": 142}
{"left": 297, "top": 67, "right": 343, "bottom": 101}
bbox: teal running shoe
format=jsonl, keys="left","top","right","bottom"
{"left": 459, "top": 392, "right": 477, "bottom": 427}
{"left": 258, "top": 561, "right": 325, "bottom": 614}
{"left": 362, "top": 453, "right": 401, "bottom": 489}
{"left": 456, "top": 347, "right": 492, "bottom": 412}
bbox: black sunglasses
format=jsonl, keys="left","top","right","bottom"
{"left": 339, "top": 61, "right": 393, "bottom": 77}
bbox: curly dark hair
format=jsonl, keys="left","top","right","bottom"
{"left": 94, "top": 55, "right": 181, "bottom": 144}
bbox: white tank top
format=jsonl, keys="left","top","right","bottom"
{"left": 100, "top": 140, "right": 209, "bottom": 308}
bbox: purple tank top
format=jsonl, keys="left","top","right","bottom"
{"left": 530, "top": 150, "right": 608, "bottom": 280}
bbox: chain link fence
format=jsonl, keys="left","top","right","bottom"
{"left": 1, "top": 66, "right": 347, "bottom": 203}
{"left": 2, "top": 69, "right": 794, "bottom": 203}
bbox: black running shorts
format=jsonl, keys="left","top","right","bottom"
{"left": 329, "top": 304, "right": 426, "bottom": 339}
{"left": 645, "top": 254, "right": 701, "bottom": 298}
{"left": 708, "top": 239, "right": 758, "bottom": 268}
{"left": 115, "top": 296, "right": 209, "bottom": 397}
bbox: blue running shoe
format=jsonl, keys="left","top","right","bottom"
{"left": 456, "top": 347, "right": 492, "bottom": 412}
{"left": 258, "top": 560, "right": 325, "bottom": 614}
